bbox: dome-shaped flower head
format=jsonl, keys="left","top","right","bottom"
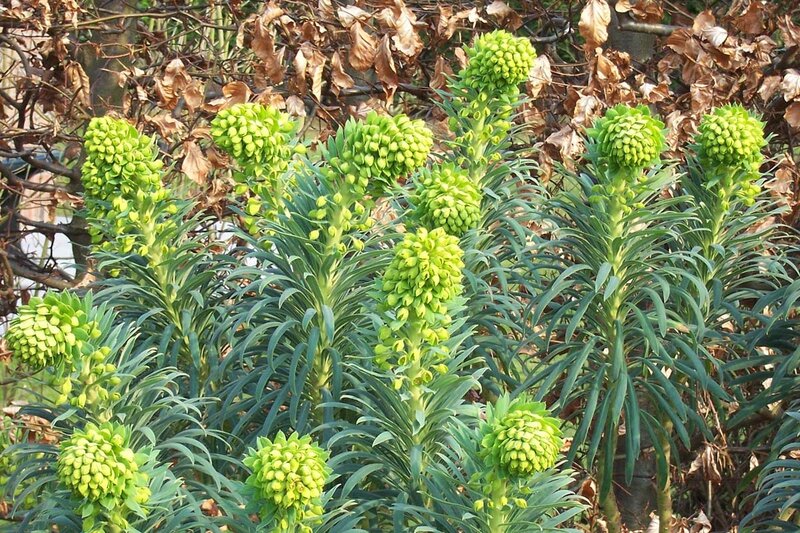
{"left": 413, "top": 163, "right": 482, "bottom": 236}
{"left": 479, "top": 396, "right": 562, "bottom": 479}
{"left": 210, "top": 102, "right": 296, "bottom": 176}
{"left": 461, "top": 30, "right": 537, "bottom": 94}
{"left": 5, "top": 292, "right": 102, "bottom": 371}
{"left": 380, "top": 227, "right": 464, "bottom": 323}
{"left": 243, "top": 431, "right": 331, "bottom": 529}
{"left": 81, "top": 116, "right": 163, "bottom": 204}
{"left": 324, "top": 111, "right": 433, "bottom": 198}
{"left": 57, "top": 422, "right": 149, "bottom": 504}
{"left": 695, "top": 104, "right": 766, "bottom": 169}
{"left": 588, "top": 104, "right": 666, "bottom": 171}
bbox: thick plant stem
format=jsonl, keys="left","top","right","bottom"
{"left": 597, "top": 432, "right": 623, "bottom": 533}
{"left": 656, "top": 420, "right": 673, "bottom": 533}
{"left": 487, "top": 478, "right": 508, "bottom": 532}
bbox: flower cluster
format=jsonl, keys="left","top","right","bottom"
{"left": 57, "top": 422, "right": 150, "bottom": 531}
{"left": 696, "top": 105, "right": 765, "bottom": 169}
{"left": 588, "top": 104, "right": 665, "bottom": 172}
{"left": 210, "top": 103, "right": 295, "bottom": 174}
{"left": 6, "top": 292, "right": 101, "bottom": 371}
{"left": 324, "top": 111, "right": 433, "bottom": 198}
{"left": 695, "top": 105, "right": 765, "bottom": 205}
{"left": 413, "top": 163, "right": 482, "bottom": 236}
{"left": 479, "top": 398, "right": 562, "bottom": 480}
{"left": 380, "top": 227, "right": 464, "bottom": 324}
{"left": 243, "top": 431, "right": 331, "bottom": 532}
{"left": 56, "top": 347, "right": 122, "bottom": 417}
{"left": 82, "top": 117, "right": 162, "bottom": 202}
{"left": 460, "top": 30, "right": 537, "bottom": 94}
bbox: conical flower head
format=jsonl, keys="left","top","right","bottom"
{"left": 325, "top": 111, "right": 433, "bottom": 198}
{"left": 210, "top": 102, "right": 296, "bottom": 175}
{"left": 413, "top": 163, "right": 482, "bottom": 236}
{"left": 480, "top": 397, "right": 562, "bottom": 479}
{"left": 461, "top": 30, "right": 537, "bottom": 93}
{"left": 243, "top": 431, "right": 331, "bottom": 524}
{"left": 5, "top": 292, "right": 101, "bottom": 370}
{"left": 588, "top": 104, "right": 666, "bottom": 171}
{"left": 57, "top": 422, "right": 148, "bottom": 503}
{"left": 380, "top": 227, "right": 464, "bottom": 323}
{"left": 81, "top": 116, "right": 163, "bottom": 203}
{"left": 695, "top": 104, "right": 766, "bottom": 169}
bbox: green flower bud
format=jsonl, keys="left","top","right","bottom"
{"left": 5, "top": 292, "right": 101, "bottom": 370}
{"left": 696, "top": 104, "right": 765, "bottom": 169}
{"left": 210, "top": 103, "right": 295, "bottom": 178}
{"left": 413, "top": 163, "right": 482, "bottom": 236}
{"left": 587, "top": 104, "right": 665, "bottom": 171}
{"left": 324, "top": 111, "right": 433, "bottom": 197}
{"left": 479, "top": 396, "right": 563, "bottom": 479}
{"left": 57, "top": 422, "right": 148, "bottom": 505}
{"left": 243, "top": 431, "right": 331, "bottom": 528}
{"left": 460, "top": 30, "right": 537, "bottom": 94}
{"left": 380, "top": 227, "right": 464, "bottom": 323}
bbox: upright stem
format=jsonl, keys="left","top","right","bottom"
{"left": 656, "top": 419, "right": 673, "bottom": 533}
{"left": 487, "top": 478, "right": 509, "bottom": 532}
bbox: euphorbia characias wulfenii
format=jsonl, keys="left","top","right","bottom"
{"left": 380, "top": 227, "right": 464, "bottom": 324}
{"left": 243, "top": 431, "right": 331, "bottom": 532}
{"left": 479, "top": 396, "right": 563, "bottom": 479}
{"left": 210, "top": 102, "right": 295, "bottom": 177}
{"left": 695, "top": 104, "right": 766, "bottom": 205}
{"left": 461, "top": 30, "right": 537, "bottom": 94}
{"left": 57, "top": 422, "right": 151, "bottom": 531}
{"left": 413, "top": 163, "right": 482, "bottom": 236}
{"left": 696, "top": 104, "right": 766, "bottom": 170}
{"left": 5, "top": 292, "right": 101, "bottom": 371}
{"left": 588, "top": 104, "right": 666, "bottom": 172}
{"left": 324, "top": 111, "right": 433, "bottom": 197}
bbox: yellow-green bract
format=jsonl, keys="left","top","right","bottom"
{"left": 587, "top": 104, "right": 666, "bottom": 171}
{"left": 461, "top": 30, "right": 537, "bottom": 94}
{"left": 380, "top": 227, "right": 464, "bottom": 324}
{"left": 324, "top": 111, "right": 433, "bottom": 197}
{"left": 210, "top": 102, "right": 295, "bottom": 177}
{"left": 243, "top": 431, "right": 331, "bottom": 532}
{"left": 413, "top": 163, "right": 482, "bottom": 236}
{"left": 479, "top": 397, "right": 563, "bottom": 479}
{"left": 57, "top": 422, "right": 150, "bottom": 510}
{"left": 696, "top": 104, "right": 766, "bottom": 170}
{"left": 5, "top": 292, "right": 101, "bottom": 370}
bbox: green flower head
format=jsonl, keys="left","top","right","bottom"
{"left": 244, "top": 431, "right": 331, "bottom": 531}
{"left": 413, "top": 163, "right": 482, "bottom": 236}
{"left": 588, "top": 104, "right": 666, "bottom": 171}
{"left": 210, "top": 102, "right": 296, "bottom": 175}
{"left": 480, "top": 396, "right": 563, "bottom": 479}
{"left": 461, "top": 30, "right": 537, "bottom": 93}
{"left": 5, "top": 292, "right": 102, "bottom": 371}
{"left": 324, "top": 111, "right": 433, "bottom": 198}
{"left": 57, "top": 422, "right": 150, "bottom": 505}
{"left": 380, "top": 227, "right": 464, "bottom": 323}
{"left": 82, "top": 116, "right": 163, "bottom": 203}
{"left": 695, "top": 104, "right": 766, "bottom": 169}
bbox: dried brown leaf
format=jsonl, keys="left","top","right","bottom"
{"left": 338, "top": 5, "right": 371, "bottom": 28}
{"left": 375, "top": 34, "right": 399, "bottom": 99}
{"left": 181, "top": 140, "right": 212, "bottom": 185}
{"left": 378, "top": 0, "right": 424, "bottom": 57}
{"left": 349, "top": 21, "right": 378, "bottom": 71}
{"left": 486, "top": 0, "right": 523, "bottom": 31}
{"left": 782, "top": 69, "right": 800, "bottom": 101}
{"left": 430, "top": 56, "right": 453, "bottom": 90}
{"left": 579, "top": 0, "right": 611, "bottom": 51}
{"left": 331, "top": 51, "right": 355, "bottom": 94}
{"left": 784, "top": 101, "right": 800, "bottom": 130}
{"left": 527, "top": 55, "right": 551, "bottom": 98}
{"left": 155, "top": 58, "right": 190, "bottom": 110}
